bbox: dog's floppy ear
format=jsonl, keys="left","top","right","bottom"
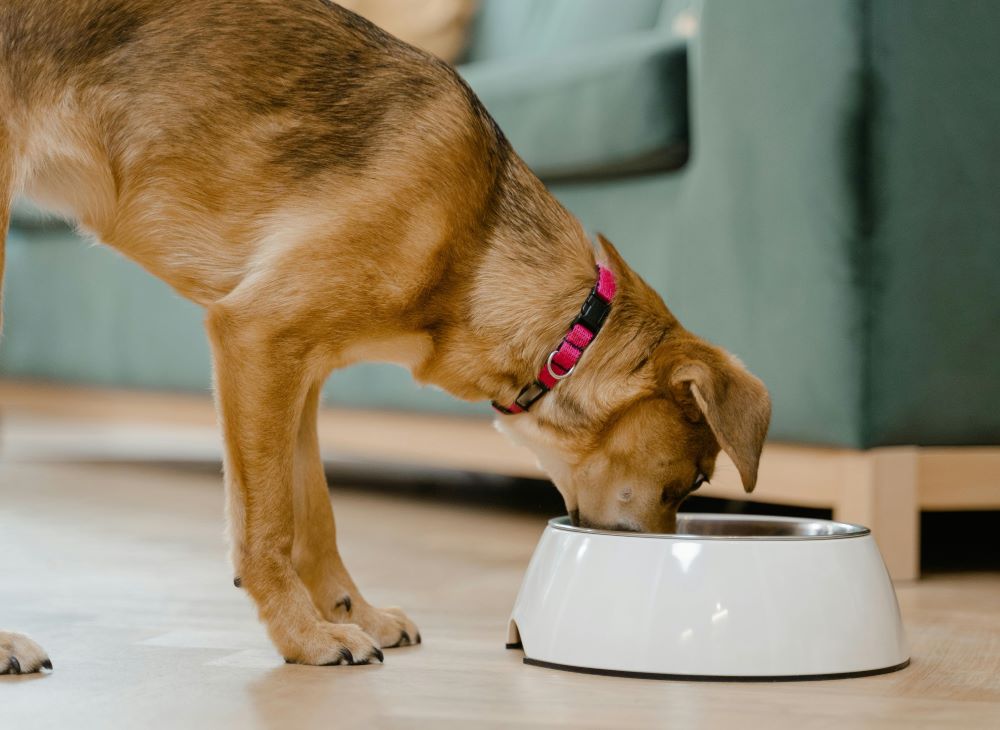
{"left": 669, "top": 358, "right": 771, "bottom": 492}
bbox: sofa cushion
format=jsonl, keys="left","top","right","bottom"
{"left": 465, "top": 0, "right": 667, "bottom": 63}
{"left": 337, "top": 0, "right": 478, "bottom": 63}
{"left": 459, "top": 31, "right": 688, "bottom": 179}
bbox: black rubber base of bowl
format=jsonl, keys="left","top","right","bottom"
{"left": 508, "top": 646, "right": 910, "bottom": 682}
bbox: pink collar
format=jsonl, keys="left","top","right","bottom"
{"left": 492, "top": 265, "right": 617, "bottom": 415}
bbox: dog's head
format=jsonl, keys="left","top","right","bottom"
{"left": 497, "top": 236, "right": 771, "bottom": 533}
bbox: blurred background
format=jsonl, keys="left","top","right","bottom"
{"left": 2, "top": 0, "right": 999, "bottom": 580}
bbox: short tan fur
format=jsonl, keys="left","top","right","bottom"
{"left": 0, "top": 0, "right": 770, "bottom": 669}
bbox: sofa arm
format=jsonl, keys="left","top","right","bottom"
{"left": 459, "top": 30, "right": 689, "bottom": 179}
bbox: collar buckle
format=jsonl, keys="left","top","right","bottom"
{"left": 575, "top": 290, "right": 612, "bottom": 333}
{"left": 492, "top": 264, "right": 617, "bottom": 416}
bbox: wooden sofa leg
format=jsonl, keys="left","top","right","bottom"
{"left": 834, "top": 447, "right": 920, "bottom": 581}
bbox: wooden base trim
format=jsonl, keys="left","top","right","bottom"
{"left": 2, "top": 379, "right": 997, "bottom": 581}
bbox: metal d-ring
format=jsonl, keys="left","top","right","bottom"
{"left": 546, "top": 350, "right": 575, "bottom": 380}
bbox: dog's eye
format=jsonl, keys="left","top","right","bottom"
{"left": 663, "top": 473, "right": 709, "bottom": 504}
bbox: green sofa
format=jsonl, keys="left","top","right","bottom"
{"left": 4, "top": 0, "right": 999, "bottom": 449}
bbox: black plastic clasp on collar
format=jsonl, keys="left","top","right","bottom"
{"left": 514, "top": 380, "right": 549, "bottom": 411}
{"left": 491, "top": 380, "right": 550, "bottom": 415}
{"left": 575, "top": 289, "right": 612, "bottom": 334}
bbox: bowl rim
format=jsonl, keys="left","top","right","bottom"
{"left": 547, "top": 513, "right": 871, "bottom": 541}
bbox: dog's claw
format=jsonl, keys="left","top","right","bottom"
{"left": 390, "top": 628, "right": 420, "bottom": 648}
{"left": 1, "top": 632, "right": 53, "bottom": 675}
{"left": 233, "top": 577, "right": 242, "bottom": 588}
{"left": 334, "top": 595, "right": 352, "bottom": 613}
{"left": 373, "top": 647, "right": 384, "bottom": 663}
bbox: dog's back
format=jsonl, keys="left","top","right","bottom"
{"left": 2, "top": 0, "right": 458, "bottom": 161}
{"left": 0, "top": 0, "right": 510, "bottom": 306}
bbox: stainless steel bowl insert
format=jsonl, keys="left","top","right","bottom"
{"left": 548, "top": 513, "right": 870, "bottom": 540}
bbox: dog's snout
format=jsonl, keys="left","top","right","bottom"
{"left": 610, "top": 523, "right": 640, "bottom": 533}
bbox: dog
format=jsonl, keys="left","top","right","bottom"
{"left": 0, "top": 0, "right": 770, "bottom": 673}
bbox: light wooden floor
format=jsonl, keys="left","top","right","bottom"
{"left": 1, "top": 460, "right": 999, "bottom": 729}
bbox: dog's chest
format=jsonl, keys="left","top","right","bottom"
{"left": 336, "top": 333, "right": 434, "bottom": 372}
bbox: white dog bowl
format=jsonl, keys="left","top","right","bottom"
{"left": 507, "top": 514, "right": 909, "bottom": 681}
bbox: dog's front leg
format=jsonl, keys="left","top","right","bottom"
{"left": 206, "top": 311, "right": 383, "bottom": 666}
{"left": 291, "top": 383, "right": 420, "bottom": 648}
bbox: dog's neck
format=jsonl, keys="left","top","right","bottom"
{"left": 411, "top": 164, "right": 618, "bottom": 420}
{"left": 479, "top": 234, "right": 601, "bottom": 411}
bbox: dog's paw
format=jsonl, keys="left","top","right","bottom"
{"left": 281, "top": 621, "right": 384, "bottom": 667}
{"left": 352, "top": 605, "right": 421, "bottom": 649}
{"left": 0, "top": 631, "right": 52, "bottom": 675}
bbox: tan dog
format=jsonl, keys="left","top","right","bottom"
{"left": 0, "top": 0, "right": 770, "bottom": 673}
